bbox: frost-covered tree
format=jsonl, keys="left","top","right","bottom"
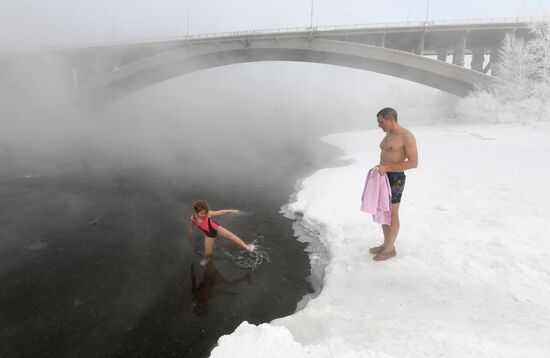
{"left": 454, "top": 21, "right": 550, "bottom": 123}
{"left": 493, "top": 33, "right": 535, "bottom": 83}
{"left": 491, "top": 33, "right": 536, "bottom": 101}
{"left": 527, "top": 21, "right": 550, "bottom": 101}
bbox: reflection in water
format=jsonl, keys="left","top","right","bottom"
{"left": 190, "top": 262, "right": 252, "bottom": 317}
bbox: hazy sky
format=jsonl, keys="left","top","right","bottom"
{"left": 1, "top": 0, "right": 549, "bottom": 50}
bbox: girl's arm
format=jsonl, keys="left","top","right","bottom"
{"left": 210, "top": 209, "right": 240, "bottom": 217}
{"left": 188, "top": 215, "right": 196, "bottom": 234}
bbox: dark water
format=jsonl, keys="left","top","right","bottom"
{"left": 0, "top": 137, "right": 339, "bottom": 357}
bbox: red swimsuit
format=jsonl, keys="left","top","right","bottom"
{"left": 194, "top": 215, "right": 219, "bottom": 238}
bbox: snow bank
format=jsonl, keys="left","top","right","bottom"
{"left": 210, "top": 123, "right": 550, "bottom": 358}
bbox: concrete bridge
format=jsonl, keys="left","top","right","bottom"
{"left": 0, "top": 17, "right": 542, "bottom": 102}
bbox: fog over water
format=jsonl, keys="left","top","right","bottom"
{"left": 0, "top": 57, "right": 454, "bottom": 272}
{"left": 1, "top": 56, "right": 452, "bottom": 181}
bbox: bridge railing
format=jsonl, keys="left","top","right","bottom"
{"left": 60, "top": 16, "right": 549, "bottom": 50}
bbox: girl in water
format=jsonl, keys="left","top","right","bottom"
{"left": 189, "top": 200, "right": 255, "bottom": 265}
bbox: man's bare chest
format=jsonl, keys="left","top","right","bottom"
{"left": 380, "top": 135, "right": 403, "bottom": 152}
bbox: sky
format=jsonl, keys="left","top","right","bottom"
{"left": 1, "top": 0, "right": 549, "bottom": 50}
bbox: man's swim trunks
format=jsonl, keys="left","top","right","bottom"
{"left": 387, "top": 172, "right": 406, "bottom": 204}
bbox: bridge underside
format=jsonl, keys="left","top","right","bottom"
{"left": 79, "top": 39, "right": 496, "bottom": 103}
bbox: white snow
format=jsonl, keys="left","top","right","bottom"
{"left": 210, "top": 122, "right": 550, "bottom": 358}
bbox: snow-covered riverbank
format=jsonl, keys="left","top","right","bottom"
{"left": 210, "top": 122, "right": 550, "bottom": 357}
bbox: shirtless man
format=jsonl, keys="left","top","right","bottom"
{"left": 369, "top": 107, "right": 418, "bottom": 261}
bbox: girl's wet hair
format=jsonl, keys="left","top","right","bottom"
{"left": 194, "top": 200, "right": 209, "bottom": 213}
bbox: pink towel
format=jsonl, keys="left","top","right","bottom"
{"left": 361, "top": 167, "right": 392, "bottom": 225}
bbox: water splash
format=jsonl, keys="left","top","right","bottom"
{"left": 223, "top": 235, "right": 270, "bottom": 271}
{"left": 190, "top": 234, "right": 270, "bottom": 271}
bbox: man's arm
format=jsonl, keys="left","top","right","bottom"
{"left": 210, "top": 209, "right": 240, "bottom": 217}
{"left": 380, "top": 133, "right": 418, "bottom": 173}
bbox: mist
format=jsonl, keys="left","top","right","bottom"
{"left": 0, "top": 54, "right": 451, "bottom": 185}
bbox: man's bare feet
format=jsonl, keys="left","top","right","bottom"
{"left": 369, "top": 245, "right": 385, "bottom": 255}
{"left": 373, "top": 248, "right": 396, "bottom": 261}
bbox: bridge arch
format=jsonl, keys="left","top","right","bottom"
{"left": 79, "top": 38, "right": 496, "bottom": 102}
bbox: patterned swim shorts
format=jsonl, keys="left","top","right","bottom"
{"left": 387, "top": 172, "right": 406, "bottom": 204}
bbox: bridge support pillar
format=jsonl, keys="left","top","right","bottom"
{"left": 72, "top": 68, "right": 78, "bottom": 90}
{"left": 416, "top": 32, "right": 426, "bottom": 55}
{"left": 437, "top": 48, "right": 447, "bottom": 62}
{"left": 452, "top": 31, "right": 468, "bottom": 66}
{"left": 471, "top": 48, "right": 485, "bottom": 72}
{"left": 70, "top": 54, "right": 79, "bottom": 90}
{"left": 113, "top": 49, "right": 120, "bottom": 71}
